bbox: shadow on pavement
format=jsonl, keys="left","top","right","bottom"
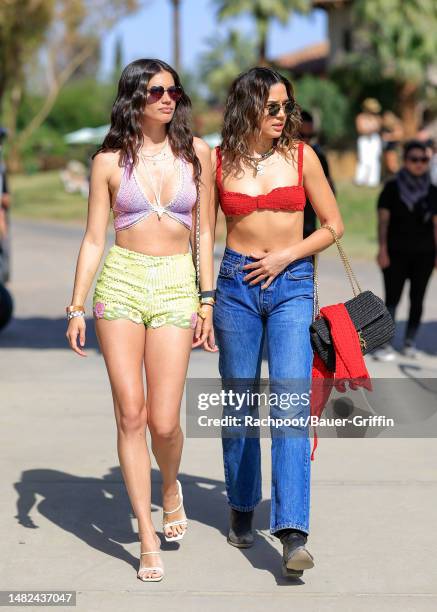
{"left": 385, "top": 319, "right": 437, "bottom": 355}
{"left": 1, "top": 317, "right": 436, "bottom": 358}
{"left": 0, "top": 317, "right": 99, "bottom": 350}
{"left": 13, "top": 467, "right": 299, "bottom": 583}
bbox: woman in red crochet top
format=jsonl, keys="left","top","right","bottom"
{"left": 210, "top": 67, "right": 344, "bottom": 578}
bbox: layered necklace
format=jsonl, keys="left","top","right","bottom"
{"left": 140, "top": 137, "right": 171, "bottom": 166}
{"left": 139, "top": 138, "right": 172, "bottom": 219}
{"left": 242, "top": 144, "right": 277, "bottom": 177}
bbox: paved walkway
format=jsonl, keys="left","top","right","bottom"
{"left": 1, "top": 219, "right": 436, "bottom": 611}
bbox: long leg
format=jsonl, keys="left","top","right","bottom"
{"left": 144, "top": 325, "right": 194, "bottom": 538}
{"left": 95, "top": 318, "right": 160, "bottom": 579}
{"left": 406, "top": 252, "right": 434, "bottom": 342}
{"left": 382, "top": 252, "right": 408, "bottom": 324}
{"left": 213, "top": 290, "right": 265, "bottom": 511}
{"left": 266, "top": 269, "right": 314, "bottom": 536}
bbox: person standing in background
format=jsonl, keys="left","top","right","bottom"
{"left": 0, "top": 127, "right": 11, "bottom": 283}
{"left": 299, "top": 111, "right": 335, "bottom": 238}
{"left": 381, "top": 111, "right": 404, "bottom": 179}
{"left": 0, "top": 163, "right": 8, "bottom": 241}
{"left": 354, "top": 98, "right": 383, "bottom": 188}
{"left": 416, "top": 120, "right": 434, "bottom": 161}
{"left": 429, "top": 140, "right": 437, "bottom": 187}
{"left": 375, "top": 140, "right": 437, "bottom": 360}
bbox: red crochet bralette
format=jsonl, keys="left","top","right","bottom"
{"left": 215, "top": 141, "right": 306, "bottom": 216}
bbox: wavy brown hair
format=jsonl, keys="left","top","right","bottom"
{"left": 93, "top": 58, "right": 201, "bottom": 192}
{"left": 220, "top": 66, "right": 302, "bottom": 177}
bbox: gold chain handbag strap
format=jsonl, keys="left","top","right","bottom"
{"left": 313, "top": 224, "right": 362, "bottom": 319}
{"left": 194, "top": 187, "right": 201, "bottom": 298}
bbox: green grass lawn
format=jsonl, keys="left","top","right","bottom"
{"left": 334, "top": 181, "right": 380, "bottom": 259}
{"left": 9, "top": 172, "right": 381, "bottom": 258}
{"left": 10, "top": 171, "right": 88, "bottom": 223}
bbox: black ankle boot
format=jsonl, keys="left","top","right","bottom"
{"left": 227, "top": 509, "right": 254, "bottom": 548}
{"left": 280, "top": 530, "right": 314, "bottom": 578}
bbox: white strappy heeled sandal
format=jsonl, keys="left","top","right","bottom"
{"left": 162, "top": 479, "right": 188, "bottom": 542}
{"left": 137, "top": 535, "right": 164, "bottom": 582}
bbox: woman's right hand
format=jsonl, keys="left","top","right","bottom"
{"left": 66, "top": 317, "right": 87, "bottom": 357}
{"left": 376, "top": 248, "right": 390, "bottom": 269}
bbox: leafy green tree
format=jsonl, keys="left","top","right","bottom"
{"left": 1, "top": 0, "right": 141, "bottom": 170}
{"left": 0, "top": 0, "right": 55, "bottom": 171}
{"left": 198, "top": 30, "right": 256, "bottom": 104}
{"left": 353, "top": 0, "right": 437, "bottom": 136}
{"left": 213, "top": 0, "right": 311, "bottom": 65}
{"left": 18, "top": 79, "right": 114, "bottom": 135}
{"left": 0, "top": 0, "right": 54, "bottom": 108}
{"left": 293, "top": 75, "right": 350, "bottom": 145}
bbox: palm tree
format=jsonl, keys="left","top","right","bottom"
{"left": 213, "top": 0, "right": 311, "bottom": 66}
{"left": 354, "top": 0, "right": 437, "bottom": 137}
{"left": 169, "top": 0, "right": 181, "bottom": 72}
{"left": 198, "top": 29, "right": 256, "bottom": 104}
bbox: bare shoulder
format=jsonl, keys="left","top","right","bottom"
{"left": 301, "top": 142, "right": 316, "bottom": 161}
{"left": 283, "top": 140, "right": 313, "bottom": 165}
{"left": 193, "top": 136, "right": 211, "bottom": 157}
{"left": 301, "top": 142, "right": 322, "bottom": 171}
{"left": 91, "top": 150, "right": 121, "bottom": 178}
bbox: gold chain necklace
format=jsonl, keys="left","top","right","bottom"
{"left": 140, "top": 138, "right": 170, "bottom": 166}
{"left": 242, "top": 146, "right": 276, "bottom": 176}
{"left": 141, "top": 156, "right": 167, "bottom": 219}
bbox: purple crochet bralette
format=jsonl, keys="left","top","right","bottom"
{"left": 113, "top": 156, "right": 197, "bottom": 231}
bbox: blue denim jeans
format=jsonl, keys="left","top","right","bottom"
{"left": 213, "top": 246, "right": 314, "bottom": 535}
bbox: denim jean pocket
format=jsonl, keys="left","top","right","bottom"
{"left": 284, "top": 259, "right": 314, "bottom": 281}
{"left": 218, "top": 260, "right": 238, "bottom": 279}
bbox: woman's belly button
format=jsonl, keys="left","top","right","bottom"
{"left": 115, "top": 224, "right": 190, "bottom": 254}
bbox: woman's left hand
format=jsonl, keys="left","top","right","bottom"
{"left": 203, "top": 325, "right": 219, "bottom": 352}
{"left": 242, "top": 249, "right": 292, "bottom": 289}
{"left": 192, "top": 307, "right": 215, "bottom": 349}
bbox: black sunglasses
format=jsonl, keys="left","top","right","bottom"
{"left": 266, "top": 100, "right": 295, "bottom": 117}
{"left": 146, "top": 85, "right": 183, "bottom": 103}
{"left": 407, "top": 156, "right": 429, "bottom": 163}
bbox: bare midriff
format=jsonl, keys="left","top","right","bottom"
{"left": 224, "top": 209, "right": 304, "bottom": 255}
{"left": 114, "top": 215, "right": 191, "bottom": 256}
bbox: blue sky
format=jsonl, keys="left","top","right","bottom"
{"left": 101, "top": 0, "right": 327, "bottom": 77}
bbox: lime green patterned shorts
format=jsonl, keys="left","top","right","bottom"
{"left": 92, "top": 244, "right": 200, "bottom": 329}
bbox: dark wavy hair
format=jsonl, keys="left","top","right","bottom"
{"left": 220, "top": 66, "right": 302, "bottom": 176}
{"left": 93, "top": 58, "right": 201, "bottom": 191}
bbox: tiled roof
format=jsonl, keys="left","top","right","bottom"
{"left": 270, "top": 41, "right": 329, "bottom": 70}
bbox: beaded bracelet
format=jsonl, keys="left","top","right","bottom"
{"left": 200, "top": 297, "right": 215, "bottom": 306}
{"left": 67, "top": 310, "right": 85, "bottom": 321}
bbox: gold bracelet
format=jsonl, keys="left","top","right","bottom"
{"left": 66, "top": 305, "right": 85, "bottom": 314}
{"left": 197, "top": 304, "right": 211, "bottom": 319}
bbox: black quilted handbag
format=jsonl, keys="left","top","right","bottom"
{"left": 309, "top": 225, "right": 395, "bottom": 372}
